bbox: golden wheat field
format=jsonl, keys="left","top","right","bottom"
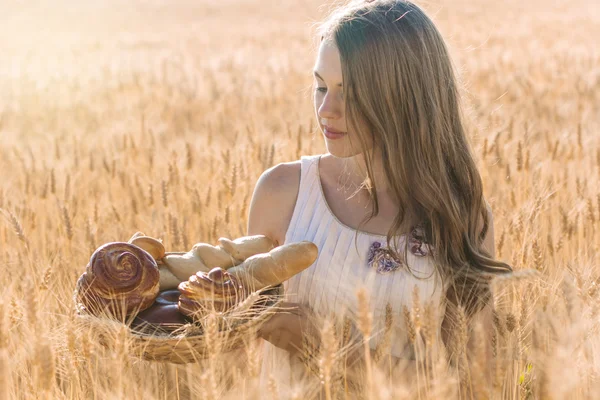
{"left": 0, "top": 0, "right": 599, "bottom": 398}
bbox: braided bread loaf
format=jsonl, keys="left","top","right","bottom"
{"left": 159, "top": 235, "right": 276, "bottom": 288}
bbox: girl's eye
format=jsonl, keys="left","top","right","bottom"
{"left": 316, "top": 87, "right": 327, "bottom": 93}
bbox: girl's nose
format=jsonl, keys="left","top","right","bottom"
{"left": 318, "top": 92, "right": 343, "bottom": 120}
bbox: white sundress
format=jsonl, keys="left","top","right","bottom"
{"left": 259, "top": 154, "right": 447, "bottom": 392}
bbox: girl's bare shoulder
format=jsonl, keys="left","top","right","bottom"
{"left": 247, "top": 160, "right": 302, "bottom": 246}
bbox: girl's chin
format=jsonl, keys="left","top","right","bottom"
{"left": 324, "top": 143, "right": 363, "bottom": 159}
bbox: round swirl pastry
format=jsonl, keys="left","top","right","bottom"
{"left": 178, "top": 267, "right": 245, "bottom": 317}
{"left": 76, "top": 242, "right": 160, "bottom": 318}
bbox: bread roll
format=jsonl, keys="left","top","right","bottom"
{"left": 227, "top": 241, "right": 318, "bottom": 291}
{"left": 218, "top": 235, "right": 275, "bottom": 261}
{"left": 131, "top": 303, "right": 191, "bottom": 332}
{"left": 129, "top": 236, "right": 166, "bottom": 260}
{"left": 154, "top": 289, "right": 181, "bottom": 305}
{"left": 76, "top": 242, "right": 160, "bottom": 318}
{"left": 178, "top": 267, "right": 245, "bottom": 317}
{"left": 131, "top": 289, "right": 189, "bottom": 332}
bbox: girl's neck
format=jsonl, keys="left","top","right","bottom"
{"left": 329, "top": 149, "right": 392, "bottom": 198}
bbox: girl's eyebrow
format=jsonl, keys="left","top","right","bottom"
{"left": 313, "top": 70, "right": 343, "bottom": 87}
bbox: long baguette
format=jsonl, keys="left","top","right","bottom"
{"left": 228, "top": 241, "right": 318, "bottom": 291}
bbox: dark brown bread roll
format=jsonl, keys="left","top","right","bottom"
{"left": 131, "top": 303, "right": 192, "bottom": 332}
{"left": 76, "top": 242, "right": 160, "bottom": 319}
{"left": 154, "top": 289, "right": 181, "bottom": 305}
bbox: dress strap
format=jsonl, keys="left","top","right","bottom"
{"left": 283, "top": 155, "right": 322, "bottom": 244}
{"left": 297, "top": 154, "right": 321, "bottom": 200}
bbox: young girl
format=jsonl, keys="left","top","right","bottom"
{"left": 247, "top": 0, "right": 512, "bottom": 393}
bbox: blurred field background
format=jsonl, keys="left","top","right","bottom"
{"left": 0, "top": 0, "right": 598, "bottom": 398}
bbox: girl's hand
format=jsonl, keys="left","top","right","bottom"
{"left": 258, "top": 302, "right": 320, "bottom": 355}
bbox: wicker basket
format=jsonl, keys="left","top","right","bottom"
{"left": 74, "top": 284, "right": 284, "bottom": 364}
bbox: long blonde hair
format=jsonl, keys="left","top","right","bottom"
{"left": 318, "top": 0, "right": 512, "bottom": 317}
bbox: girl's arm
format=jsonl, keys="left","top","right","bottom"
{"left": 246, "top": 161, "right": 301, "bottom": 247}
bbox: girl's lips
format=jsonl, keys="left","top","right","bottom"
{"left": 324, "top": 128, "right": 347, "bottom": 140}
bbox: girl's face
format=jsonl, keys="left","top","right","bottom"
{"left": 313, "top": 40, "right": 371, "bottom": 158}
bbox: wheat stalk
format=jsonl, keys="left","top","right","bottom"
{"left": 0, "top": 208, "right": 29, "bottom": 247}
{"left": 244, "top": 333, "right": 260, "bottom": 378}
{"left": 61, "top": 204, "right": 74, "bottom": 241}
{"left": 161, "top": 180, "right": 169, "bottom": 208}
{"left": 268, "top": 374, "right": 279, "bottom": 400}
{"left": 0, "top": 301, "right": 8, "bottom": 400}
{"left": 355, "top": 287, "right": 373, "bottom": 395}
{"left": 185, "top": 142, "right": 193, "bottom": 170}
{"left": 36, "top": 342, "right": 55, "bottom": 395}
{"left": 373, "top": 303, "right": 393, "bottom": 364}
{"left": 403, "top": 305, "right": 416, "bottom": 346}
{"left": 319, "top": 319, "right": 337, "bottom": 400}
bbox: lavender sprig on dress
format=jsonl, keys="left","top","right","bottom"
{"left": 367, "top": 225, "right": 432, "bottom": 274}
{"left": 408, "top": 225, "right": 431, "bottom": 257}
{"left": 367, "top": 241, "right": 403, "bottom": 274}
